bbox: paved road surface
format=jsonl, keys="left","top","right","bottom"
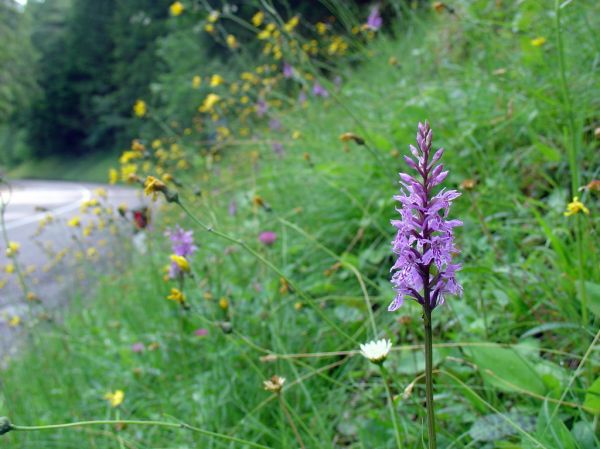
{"left": 0, "top": 180, "right": 142, "bottom": 361}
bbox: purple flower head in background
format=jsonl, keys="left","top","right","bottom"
{"left": 256, "top": 98, "right": 268, "bottom": 117}
{"left": 166, "top": 225, "right": 197, "bottom": 257}
{"left": 259, "top": 231, "right": 277, "bottom": 246}
{"left": 389, "top": 122, "right": 462, "bottom": 313}
{"left": 312, "top": 82, "right": 329, "bottom": 98}
{"left": 228, "top": 199, "right": 238, "bottom": 216}
{"left": 131, "top": 342, "right": 145, "bottom": 353}
{"left": 283, "top": 62, "right": 293, "bottom": 78}
{"left": 194, "top": 328, "right": 208, "bottom": 337}
{"left": 165, "top": 225, "right": 197, "bottom": 278}
{"left": 365, "top": 6, "right": 382, "bottom": 31}
{"left": 333, "top": 75, "right": 343, "bottom": 90}
{"left": 269, "top": 118, "right": 282, "bottom": 131}
{"left": 272, "top": 141, "right": 285, "bottom": 157}
{"left": 298, "top": 90, "right": 307, "bottom": 105}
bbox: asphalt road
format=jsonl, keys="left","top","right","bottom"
{"left": 0, "top": 180, "right": 142, "bottom": 361}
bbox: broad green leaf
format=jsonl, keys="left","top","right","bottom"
{"left": 467, "top": 345, "right": 546, "bottom": 395}
{"left": 583, "top": 377, "right": 600, "bottom": 414}
{"left": 579, "top": 282, "right": 600, "bottom": 318}
{"left": 469, "top": 412, "right": 536, "bottom": 442}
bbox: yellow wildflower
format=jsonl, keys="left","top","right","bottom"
{"left": 192, "top": 75, "right": 201, "bottom": 88}
{"left": 257, "top": 27, "right": 272, "bottom": 40}
{"left": 252, "top": 11, "right": 264, "bottom": 27}
{"left": 133, "top": 99, "right": 147, "bottom": 117}
{"left": 87, "top": 247, "right": 98, "bottom": 258}
{"left": 204, "top": 23, "right": 214, "bottom": 33}
{"left": 5, "top": 263, "right": 15, "bottom": 274}
{"left": 292, "top": 130, "right": 301, "bottom": 140}
{"left": 226, "top": 34, "right": 238, "bottom": 49}
{"left": 104, "top": 390, "right": 124, "bottom": 408}
{"left": 316, "top": 22, "right": 327, "bottom": 35}
{"left": 68, "top": 216, "right": 81, "bottom": 227}
{"left": 207, "top": 10, "right": 219, "bottom": 23}
{"left": 109, "top": 168, "right": 118, "bottom": 185}
{"left": 210, "top": 74, "right": 224, "bottom": 87}
{"left": 143, "top": 176, "right": 167, "bottom": 200}
{"left": 151, "top": 139, "right": 162, "bottom": 149}
{"left": 219, "top": 297, "right": 229, "bottom": 310}
{"left": 167, "top": 287, "right": 186, "bottom": 304}
{"left": 121, "top": 164, "right": 138, "bottom": 183}
{"left": 198, "top": 93, "right": 220, "bottom": 112}
{"left": 169, "top": 1, "right": 184, "bottom": 16}
{"left": 83, "top": 225, "right": 93, "bottom": 238}
{"left": 27, "top": 292, "right": 38, "bottom": 302}
{"left": 531, "top": 37, "right": 546, "bottom": 47}
{"left": 284, "top": 15, "right": 299, "bottom": 33}
{"left": 6, "top": 242, "right": 20, "bottom": 257}
{"left": 564, "top": 197, "right": 590, "bottom": 217}
{"left": 170, "top": 254, "right": 190, "bottom": 272}
{"left": 8, "top": 315, "right": 20, "bottom": 327}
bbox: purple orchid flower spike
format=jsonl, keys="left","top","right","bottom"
{"left": 256, "top": 98, "right": 268, "bottom": 117}
{"left": 165, "top": 225, "right": 197, "bottom": 279}
{"left": 312, "top": 82, "right": 329, "bottom": 98}
{"left": 283, "top": 62, "right": 293, "bottom": 78}
{"left": 389, "top": 122, "right": 462, "bottom": 448}
{"left": 388, "top": 121, "right": 462, "bottom": 313}
{"left": 365, "top": 6, "right": 382, "bottom": 31}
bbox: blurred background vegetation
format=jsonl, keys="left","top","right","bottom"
{"left": 0, "top": 0, "right": 381, "bottom": 173}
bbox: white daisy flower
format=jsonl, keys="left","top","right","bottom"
{"left": 359, "top": 338, "right": 392, "bottom": 364}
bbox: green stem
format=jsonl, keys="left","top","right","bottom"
{"left": 577, "top": 215, "right": 588, "bottom": 326}
{"left": 380, "top": 365, "right": 404, "bottom": 449}
{"left": 7, "top": 419, "right": 271, "bottom": 448}
{"left": 554, "top": 0, "right": 578, "bottom": 196}
{"left": 423, "top": 306, "right": 437, "bottom": 449}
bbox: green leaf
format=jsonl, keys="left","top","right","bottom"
{"left": 467, "top": 345, "right": 546, "bottom": 395}
{"left": 583, "top": 377, "right": 600, "bottom": 414}
{"left": 534, "top": 141, "right": 561, "bottom": 163}
{"left": 579, "top": 282, "right": 600, "bottom": 318}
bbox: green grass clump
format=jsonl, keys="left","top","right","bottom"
{"left": 1, "top": 2, "right": 599, "bottom": 448}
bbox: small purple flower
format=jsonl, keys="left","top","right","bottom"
{"left": 298, "top": 90, "right": 307, "bottom": 105}
{"left": 131, "top": 342, "right": 145, "bottom": 353}
{"left": 165, "top": 225, "right": 197, "bottom": 257}
{"left": 312, "top": 82, "right": 329, "bottom": 98}
{"left": 283, "top": 62, "right": 293, "bottom": 78}
{"left": 194, "top": 328, "right": 208, "bottom": 337}
{"left": 365, "top": 6, "right": 382, "bottom": 31}
{"left": 272, "top": 141, "right": 285, "bottom": 157}
{"left": 165, "top": 225, "right": 197, "bottom": 279}
{"left": 269, "top": 118, "right": 282, "bottom": 131}
{"left": 259, "top": 231, "right": 277, "bottom": 246}
{"left": 256, "top": 98, "right": 268, "bottom": 117}
{"left": 334, "top": 75, "right": 343, "bottom": 90}
{"left": 389, "top": 122, "right": 462, "bottom": 312}
{"left": 228, "top": 199, "right": 238, "bottom": 216}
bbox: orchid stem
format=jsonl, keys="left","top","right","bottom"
{"left": 423, "top": 306, "right": 437, "bottom": 449}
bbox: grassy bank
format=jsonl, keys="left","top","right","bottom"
{"left": 1, "top": 2, "right": 599, "bottom": 449}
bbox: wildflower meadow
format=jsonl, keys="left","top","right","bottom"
{"left": 0, "top": 1, "right": 599, "bottom": 448}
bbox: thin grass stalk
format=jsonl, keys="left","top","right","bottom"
{"left": 380, "top": 364, "right": 404, "bottom": 449}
